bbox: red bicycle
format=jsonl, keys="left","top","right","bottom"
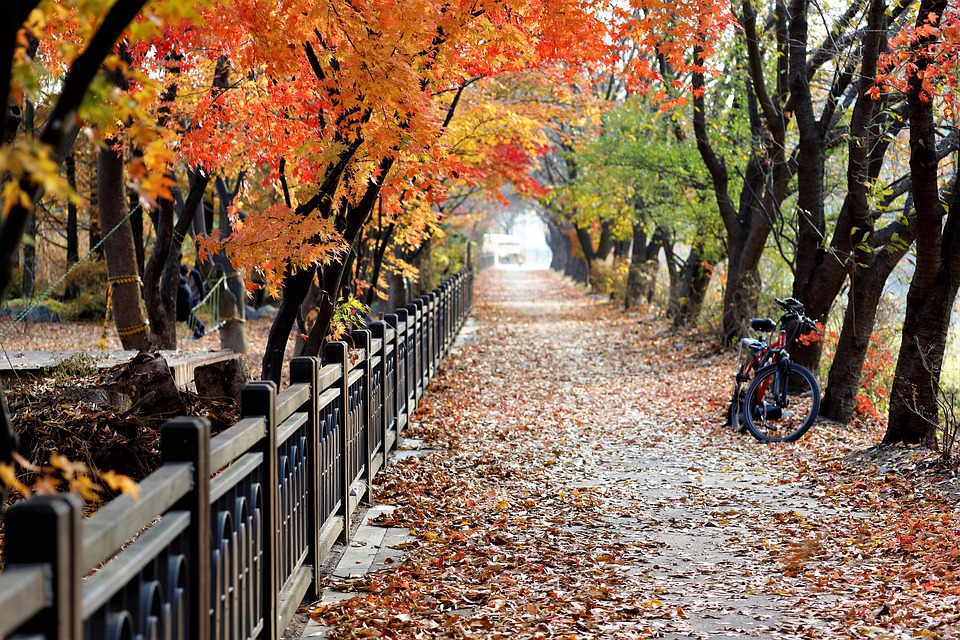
{"left": 728, "top": 297, "right": 821, "bottom": 442}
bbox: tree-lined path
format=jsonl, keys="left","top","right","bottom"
{"left": 311, "top": 268, "right": 959, "bottom": 639}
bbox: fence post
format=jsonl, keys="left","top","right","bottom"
{"left": 323, "top": 341, "right": 351, "bottom": 545}
{"left": 427, "top": 292, "right": 437, "bottom": 377}
{"left": 289, "top": 356, "right": 322, "bottom": 595}
{"left": 417, "top": 296, "right": 430, "bottom": 389}
{"left": 5, "top": 494, "right": 82, "bottom": 639}
{"left": 440, "top": 283, "right": 450, "bottom": 357}
{"left": 160, "top": 417, "right": 212, "bottom": 640}
{"left": 350, "top": 328, "right": 374, "bottom": 505}
{"left": 242, "top": 381, "right": 279, "bottom": 640}
{"left": 385, "top": 311, "right": 404, "bottom": 438}
{"left": 369, "top": 321, "right": 391, "bottom": 461}
{"left": 405, "top": 302, "right": 420, "bottom": 407}
{"left": 457, "top": 272, "right": 464, "bottom": 327}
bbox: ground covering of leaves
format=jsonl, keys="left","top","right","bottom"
{"left": 0, "top": 314, "right": 282, "bottom": 381}
{"left": 312, "top": 269, "right": 960, "bottom": 639}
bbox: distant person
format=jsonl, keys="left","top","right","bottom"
{"left": 178, "top": 264, "right": 205, "bottom": 339}
{"left": 181, "top": 263, "right": 205, "bottom": 306}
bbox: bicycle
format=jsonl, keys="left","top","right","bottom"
{"left": 728, "top": 297, "right": 821, "bottom": 443}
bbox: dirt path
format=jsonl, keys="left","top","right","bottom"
{"left": 313, "top": 268, "right": 953, "bottom": 638}
{"left": 444, "top": 269, "right": 831, "bottom": 637}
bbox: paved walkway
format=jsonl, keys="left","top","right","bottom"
{"left": 301, "top": 269, "right": 834, "bottom": 639}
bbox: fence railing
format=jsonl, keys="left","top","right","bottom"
{"left": 0, "top": 268, "right": 473, "bottom": 640}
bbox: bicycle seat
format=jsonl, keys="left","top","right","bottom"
{"left": 751, "top": 318, "right": 776, "bottom": 333}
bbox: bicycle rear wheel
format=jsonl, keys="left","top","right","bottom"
{"left": 743, "top": 362, "right": 820, "bottom": 443}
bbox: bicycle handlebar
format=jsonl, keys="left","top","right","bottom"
{"left": 774, "top": 297, "right": 817, "bottom": 328}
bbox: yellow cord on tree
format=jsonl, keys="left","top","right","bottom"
{"left": 116, "top": 322, "right": 150, "bottom": 338}
{"left": 108, "top": 275, "right": 142, "bottom": 286}
{"left": 100, "top": 283, "right": 114, "bottom": 351}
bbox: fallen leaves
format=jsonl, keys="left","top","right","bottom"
{"left": 311, "top": 269, "right": 960, "bottom": 638}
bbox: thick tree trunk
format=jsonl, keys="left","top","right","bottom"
{"left": 21, "top": 209, "right": 35, "bottom": 300}
{"left": 130, "top": 191, "right": 144, "bottom": 276}
{"left": 693, "top": 47, "right": 775, "bottom": 344}
{"left": 886, "top": 270, "right": 960, "bottom": 443}
{"left": 722, "top": 259, "right": 762, "bottom": 342}
{"left": 625, "top": 223, "right": 648, "bottom": 310}
{"left": 98, "top": 144, "right": 149, "bottom": 349}
{"left": 547, "top": 221, "right": 568, "bottom": 273}
{"left": 365, "top": 223, "right": 395, "bottom": 307}
{"left": 213, "top": 174, "right": 247, "bottom": 345}
{"left": 2, "top": 100, "right": 20, "bottom": 145}
{"left": 89, "top": 185, "right": 102, "bottom": 259}
{"left": 262, "top": 266, "right": 314, "bottom": 383}
{"left": 64, "top": 151, "right": 80, "bottom": 300}
{"left": 661, "top": 235, "right": 680, "bottom": 317}
{"left": 673, "top": 246, "right": 713, "bottom": 328}
{"left": 143, "top": 200, "right": 177, "bottom": 348}
{"left": 65, "top": 152, "right": 79, "bottom": 264}
{"left": 790, "top": 0, "right": 889, "bottom": 372}
{"left": 821, "top": 255, "right": 895, "bottom": 422}
{"left": 886, "top": 0, "right": 958, "bottom": 444}
{"left": 21, "top": 100, "right": 36, "bottom": 300}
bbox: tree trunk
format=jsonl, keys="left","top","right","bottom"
{"left": 89, "top": 184, "right": 102, "bottom": 259}
{"left": 98, "top": 144, "right": 149, "bottom": 349}
{"left": 21, "top": 100, "right": 36, "bottom": 300}
{"left": 65, "top": 151, "right": 79, "bottom": 264}
{"left": 673, "top": 245, "right": 713, "bottom": 328}
{"left": 130, "top": 190, "right": 145, "bottom": 276}
{"left": 886, "top": 0, "right": 958, "bottom": 444}
{"left": 261, "top": 266, "right": 314, "bottom": 383}
{"left": 662, "top": 233, "right": 681, "bottom": 316}
{"left": 546, "top": 220, "right": 569, "bottom": 273}
{"left": 820, "top": 228, "right": 909, "bottom": 422}
{"left": 213, "top": 174, "right": 247, "bottom": 347}
{"left": 365, "top": 223, "right": 395, "bottom": 308}
{"left": 21, "top": 209, "right": 35, "bottom": 300}
{"left": 624, "top": 222, "right": 648, "bottom": 310}
{"left": 2, "top": 100, "right": 21, "bottom": 145}
{"left": 143, "top": 199, "right": 177, "bottom": 348}
{"left": 693, "top": 44, "right": 777, "bottom": 344}
{"left": 790, "top": 0, "right": 889, "bottom": 372}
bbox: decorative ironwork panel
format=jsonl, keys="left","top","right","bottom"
{"left": 210, "top": 459, "right": 264, "bottom": 640}
{"left": 277, "top": 418, "right": 310, "bottom": 590}
{"left": 406, "top": 325, "right": 416, "bottom": 406}
{"left": 83, "top": 517, "right": 191, "bottom": 640}
{"left": 384, "top": 343, "right": 397, "bottom": 441}
{"left": 347, "top": 371, "right": 366, "bottom": 487}
{"left": 396, "top": 333, "right": 407, "bottom": 421}
{"left": 368, "top": 356, "right": 383, "bottom": 460}
{"left": 319, "top": 393, "right": 342, "bottom": 527}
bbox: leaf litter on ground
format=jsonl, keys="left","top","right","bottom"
{"left": 311, "top": 269, "right": 960, "bottom": 639}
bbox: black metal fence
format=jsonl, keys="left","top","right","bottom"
{"left": 0, "top": 268, "right": 473, "bottom": 640}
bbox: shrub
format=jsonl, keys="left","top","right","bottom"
{"left": 589, "top": 259, "right": 629, "bottom": 304}
{"left": 59, "top": 260, "right": 109, "bottom": 319}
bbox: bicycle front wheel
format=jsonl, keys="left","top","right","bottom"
{"left": 743, "top": 362, "right": 820, "bottom": 443}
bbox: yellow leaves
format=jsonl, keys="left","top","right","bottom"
{"left": 101, "top": 470, "right": 140, "bottom": 500}
{"left": 0, "top": 139, "right": 78, "bottom": 217}
{"left": 0, "top": 462, "right": 32, "bottom": 498}
{"left": 0, "top": 451, "right": 138, "bottom": 503}
{"left": 1, "top": 182, "right": 32, "bottom": 217}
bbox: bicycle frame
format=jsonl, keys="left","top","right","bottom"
{"left": 735, "top": 326, "right": 788, "bottom": 402}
